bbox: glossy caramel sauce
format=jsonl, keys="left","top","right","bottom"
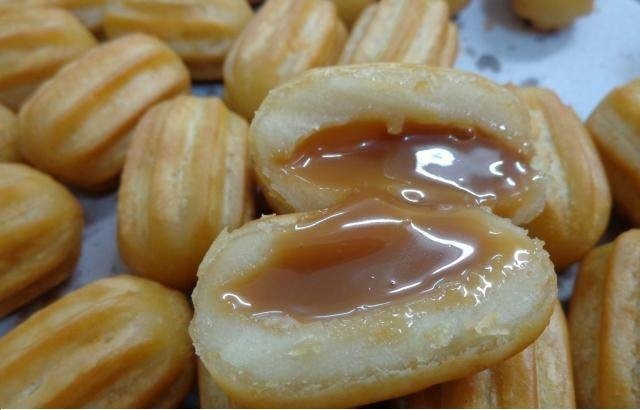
{"left": 223, "top": 196, "right": 534, "bottom": 321}
{"left": 280, "top": 122, "right": 539, "bottom": 218}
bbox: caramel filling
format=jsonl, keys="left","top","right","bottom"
{"left": 223, "top": 196, "right": 534, "bottom": 321}
{"left": 280, "top": 122, "right": 539, "bottom": 218}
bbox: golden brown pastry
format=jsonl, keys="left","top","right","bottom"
{"left": 251, "top": 64, "right": 546, "bottom": 225}
{"left": 445, "top": 0, "right": 469, "bottom": 16}
{"left": 569, "top": 229, "right": 640, "bottom": 408}
{"left": 198, "top": 361, "right": 237, "bottom": 409}
{"left": 512, "top": 86, "right": 611, "bottom": 270}
{"left": 511, "top": 0, "right": 593, "bottom": 31}
{"left": 404, "top": 300, "right": 574, "bottom": 408}
{"left": 329, "top": 0, "right": 372, "bottom": 27}
{"left": 587, "top": 78, "right": 640, "bottom": 226}
{"left": 0, "top": 7, "right": 96, "bottom": 111}
{"left": 223, "top": 0, "right": 347, "bottom": 119}
{"left": 118, "top": 96, "right": 252, "bottom": 291}
{"left": 0, "top": 0, "right": 106, "bottom": 32}
{"left": 339, "top": 0, "right": 458, "bottom": 67}
{"left": 0, "top": 275, "right": 194, "bottom": 407}
{"left": 0, "top": 163, "right": 83, "bottom": 317}
{"left": 0, "top": 104, "right": 19, "bottom": 162}
{"left": 104, "top": 0, "right": 253, "bottom": 81}
{"left": 19, "top": 33, "right": 190, "bottom": 191}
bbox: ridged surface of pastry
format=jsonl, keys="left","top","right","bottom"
{"left": 0, "top": 275, "right": 194, "bottom": 408}
{"left": 0, "top": 0, "right": 106, "bottom": 32}
{"left": 329, "top": 0, "right": 372, "bottom": 27}
{"left": 339, "top": 0, "right": 458, "bottom": 67}
{"left": 19, "top": 33, "right": 190, "bottom": 190}
{"left": 223, "top": 0, "right": 347, "bottom": 119}
{"left": 0, "top": 163, "right": 83, "bottom": 317}
{"left": 251, "top": 64, "right": 545, "bottom": 225}
{"left": 513, "top": 86, "right": 611, "bottom": 270}
{"left": 511, "top": 0, "right": 593, "bottom": 30}
{"left": 104, "top": 0, "right": 253, "bottom": 80}
{"left": 0, "top": 104, "right": 19, "bottom": 162}
{"left": 190, "top": 207, "right": 556, "bottom": 408}
{"left": 569, "top": 229, "right": 640, "bottom": 408}
{"left": 118, "top": 96, "right": 252, "bottom": 291}
{"left": 404, "top": 300, "right": 574, "bottom": 408}
{"left": 587, "top": 78, "right": 640, "bottom": 226}
{"left": 0, "top": 7, "right": 96, "bottom": 111}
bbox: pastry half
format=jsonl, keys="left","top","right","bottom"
{"left": 511, "top": 0, "right": 593, "bottom": 31}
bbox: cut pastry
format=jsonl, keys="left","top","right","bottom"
{"left": 0, "top": 275, "right": 194, "bottom": 408}
{"left": 0, "top": 0, "right": 107, "bottom": 32}
{"left": 222, "top": 0, "right": 347, "bottom": 119}
{"left": 512, "top": 86, "right": 611, "bottom": 270}
{"left": 19, "top": 33, "right": 190, "bottom": 190}
{"left": 403, "top": 300, "right": 574, "bottom": 408}
{"left": 0, "top": 105, "right": 19, "bottom": 162}
{"left": 511, "top": 0, "right": 593, "bottom": 31}
{"left": 198, "top": 360, "right": 237, "bottom": 409}
{"left": 0, "top": 163, "right": 83, "bottom": 317}
{"left": 328, "top": 0, "right": 372, "bottom": 27}
{"left": 339, "top": 0, "right": 458, "bottom": 67}
{"left": 190, "top": 197, "right": 557, "bottom": 407}
{"left": 104, "top": 0, "right": 253, "bottom": 81}
{"left": 118, "top": 96, "right": 252, "bottom": 291}
{"left": 251, "top": 64, "right": 546, "bottom": 225}
{"left": 0, "top": 7, "right": 96, "bottom": 110}
{"left": 569, "top": 229, "right": 640, "bottom": 408}
{"left": 587, "top": 78, "right": 640, "bottom": 226}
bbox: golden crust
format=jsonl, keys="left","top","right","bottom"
{"left": 0, "top": 0, "right": 106, "bottom": 32}
{"left": 328, "top": 0, "right": 372, "bottom": 27}
{"left": 339, "top": 0, "right": 458, "bottom": 67}
{"left": 118, "top": 96, "right": 252, "bottom": 291}
{"left": 0, "top": 104, "right": 19, "bottom": 162}
{"left": 511, "top": 0, "right": 593, "bottom": 31}
{"left": 0, "top": 275, "right": 194, "bottom": 407}
{"left": 18, "top": 33, "right": 190, "bottom": 190}
{"left": 0, "top": 163, "right": 83, "bottom": 317}
{"left": 513, "top": 86, "right": 611, "bottom": 270}
{"left": 587, "top": 78, "right": 640, "bottom": 226}
{"left": 569, "top": 230, "right": 640, "bottom": 408}
{"left": 104, "top": 0, "right": 253, "bottom": 81}
{"left": 404, "top": 301, "right": 574, "bottom": 408}
{"left": 222, "top": 0, "right": 347, "bottom": 119}
{"left": 0, "top": 7, "right": 96, "bottom": 111}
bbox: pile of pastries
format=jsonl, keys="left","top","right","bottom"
{"left": 0, "top": 0, "right": 637, "bottom": 408}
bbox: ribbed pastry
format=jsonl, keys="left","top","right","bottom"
{"left": 0, "top": 275, "right": 194, "bottom": 408}
{"left": 223, "top": 0, "right": 347, "bottom": 119}
{"left": 118, "top": 96, "right": 252, "bottom": 291}
{"left": 19, "top": 33, "right": 190, "bottom": 190}
{"left": 104, "top": 0, "right": 253, "bottom": 81}
{"left": 587, "top": 78, "right": 640, "bottom": 226}
{"left": 328, "top": 0, "right": 372, "bottom": 27}
{"left": 339, "top": 0, "right": 458, "bottom": 67}
{"left": 569, "top": 229, "right": 640, "bottom": 408}
{"left": 0, "top": 163, "right": 82, "bottom": 317}
{"left": 0, "top": 7, "right": 96, "bottom": 111}
{"left": 0, "top": 0, "right": 106, "bottom": 32}
{"left": 251, "top": 64, "right": 546, "bottom": 225}
{"left": 513, "top": 86, "right": 611, "bottom": 270}
{"left": 0, "top": 104, "right": 19, "bottom": 162}
{"left": 404, "top": 301, "right": 574, "bottom": 408}
{"left": 511, "top": 0, "right": 593, "bottom": 31}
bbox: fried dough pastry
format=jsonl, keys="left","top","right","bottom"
{"left": 0, "top": 0, "right": 106, "bottom": 32}
{"left": 118, "top": 96, "right": 252, "bottom": 291}
{"left": 404, "top": 300, "right": 574, "bottom": 408}
{"left": 339, "top": 0, "right": 458, "bottom": 67}
{"left": 587, "top": 78, "right": 640, "bottom": 226}
{"left": 251, "top": 64, "right": 546, "bottom": 225}
{"left": 104, "top": 0, "right": 253, "bottom": 81}
{"left": 223, "top": 0, "right": 347, "bottom": 119}
{"left": 512, "top": 86, "right": 611, "bottom": 270}
{"left": 0, "top": 105, "right": 19, "bottom": 162}
{"left": 569, "top": 229, "right": 640, "bottom": 408}
{"left": 329, "top": 0, "right": 372, "bottom": 27}
{"left": 199, "top": 361, "right": 238, "bottom": 409}
{"left": 511, "top": 0, "right": 593, "bottom": 31}
{"left": 19, "top": 33, "right": 190, "bottom": 190}
{"left": 0, "top": 7, "right": 96, "bottom": 111}
{"left": 0, "top": 163, "right": 83, "bottom": 317}
{"left": 445, "top": 0, "right": 469, "bottom": 16}
{"left": 0, "top": 275, "right": 194, "bottom": 408}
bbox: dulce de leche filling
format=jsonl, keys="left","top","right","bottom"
{"left": 222, "top": 122, "right": 539, "bottom": 321}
